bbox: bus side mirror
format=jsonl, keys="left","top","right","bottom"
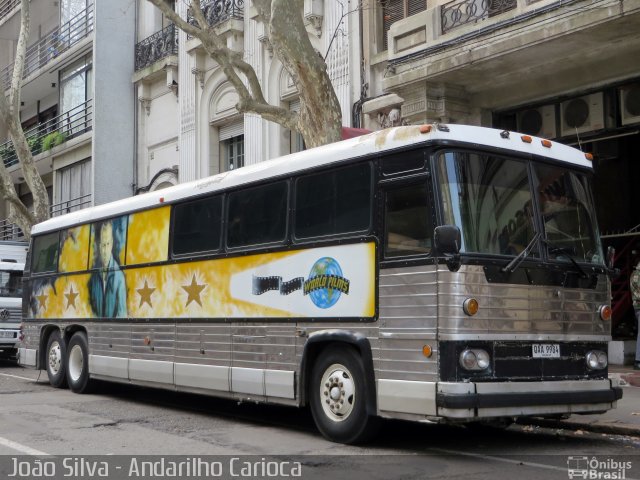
{"left": 434, "top": 225, "right": 461, "bottom": 256}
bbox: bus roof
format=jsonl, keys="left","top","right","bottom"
{"left": 32, "top": 124, "right": 593, "bottom": 236}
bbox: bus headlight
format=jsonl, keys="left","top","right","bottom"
{"left": 586, "top": 350, "right": 607, "bottom": 370}
{"left": 460, "top": 349, "right": 490, "bottom": 371}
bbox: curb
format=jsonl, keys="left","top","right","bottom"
{"left": 516, "top": 418, "right": 640, "bottom": 437}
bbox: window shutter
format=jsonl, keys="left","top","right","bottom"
{"left": 382, "top": 0, "right": 427, "bottom": 51}
{"left": 219, "top": 121, "right": 244, "bottom": 141}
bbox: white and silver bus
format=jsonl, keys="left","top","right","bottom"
{"left": 18, "top": 124, "right": 622, "bottom": 443}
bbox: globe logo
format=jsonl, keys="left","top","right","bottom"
{"left": 303, "top": 257, "right": 350, "bottom": 309}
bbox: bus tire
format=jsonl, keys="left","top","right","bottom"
{"left": 45, "top": 330, "right": 67, "bottom": 389}
{"left": 66, "top": 332, "right": 93, "bottom": 394}
{"left": 309, "top": 345, "right": 379, "bottom": 444}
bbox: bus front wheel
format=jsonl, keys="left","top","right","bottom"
{"left": 309, "top": 346, "right": 379, "bottom": 444}
{"left": 45, "top": 330, "right": 67, "bottom": 389}
{"left": 66, "top": 332, "right": 93, "bottom": 394}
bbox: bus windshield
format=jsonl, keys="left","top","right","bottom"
{"left": 437, "top": 150, "right": 603, "bottom": 264}
{"left": 534, "top": 164, "right": 603, "bottom": 264}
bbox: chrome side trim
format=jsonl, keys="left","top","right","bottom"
{"left": 474, "top": 379, "right": 611, "bottom": 394}
{"left": 264, "top": 369, "right": 295, "bottom": 399}
{"left": 377, "top": 379, "right": 436, "bottom": 415}
{"left": 439, "top": 334, "right": 611, "bottom": 341}
{"left": 478, "top": 402, "right": 615, "bottom": 418}
{"left": 129, "top": 358, "right": 174, "bottom": 384}
{"left": 18, "top": 348, "right": 37, "bottom": 367}
{"left": 89, "top": 355, "right": 128, "bottom": 378}
{"left": 174, "top": 362, "right": 230, "bottom": 392}
{"left": 231, "top": 367, "right": 264, "bottom": 396}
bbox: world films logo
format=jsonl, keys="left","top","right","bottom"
{"left": 252, "top": 257, "right": 350, "bottom": 309}
{"left": 567, "top": 456, "right": 633, "bottom": 479}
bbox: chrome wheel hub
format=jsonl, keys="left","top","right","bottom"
{"left": 68, "top": 344, "right": 84, "bottom": 382}
{"left": 320, "top": 363, "right": 355, "bottom": 422}
{"left": 48, "top": 341, "right": 61, "bottom": 375}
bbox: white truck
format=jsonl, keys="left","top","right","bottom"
{"left": 0, "top": 241, "right": 28, "bottom": 360}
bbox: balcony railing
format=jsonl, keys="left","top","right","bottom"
{"left": 50, "top": 193, "right": 92, "bottom": 217}
{"left": 0, "top": 192, "right": 93, "bottom": 238}
{"left": 0, "top": 219, "right": 23, "bottom": 241}
{"left": 0, "top": 98, "right": 93, "bottom": 168}
{"left": 187, "top": 0, "right": 244, "bottom": 28}
{"left": 0, "top": 0, "right": 19, "bottom": 23}
{"left": 1, "top": 3, "right": 94, "bottom": 90}
{"left": 135, "top": 24, "right": 178, "bottom": 71}
{"left": 441, "top": 0, "right": 517, "bottom": 34}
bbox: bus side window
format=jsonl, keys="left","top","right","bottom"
{"left": 32, "top": 232, "right": 60, "bottom": 273}
{"left": 227, "top": 182, "right": 288, "bottom": 248}
{"left": 384, "top": 183, "right": 433, "bottom": 258}
{"left": 172, "top": 196, "right": 222, "bottom": 256}
{"left": 294, "top": 163, "right": 371, "bottom": 239}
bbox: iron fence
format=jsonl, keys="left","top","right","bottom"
{"left": 187, "top": 0, "right": 244, "bottom": 28}
{"left": 0, "top": 219, "right": 23, "bottom": 241}
{"left": 0, "top": 99, "right": 93, "bottom": 168}
{"left": 50, "top": 193, "right": 92, "bottom": 217}
{"left": 441, "top": 0, "right": 517, "bottom": 34}
{"left": 0, "top": 192, "right": 93, "bottom": 239}
{"left": 0, "top": 0, "right": 19, "bottom": 23}
{"left": 1, "top": 3, "right": 94, "bottom": 90}
{"left": 135, "top": 23, "right": 178, "bottom": 71}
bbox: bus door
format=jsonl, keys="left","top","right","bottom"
{"left": 377, "top": 153, "right": 439, "bottom": 389}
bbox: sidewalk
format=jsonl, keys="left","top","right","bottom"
{"left": 518, "top": 366, "right": 640, "bottom": 437}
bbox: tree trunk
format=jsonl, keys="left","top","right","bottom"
{"left": 0, "top": 0, "right": 50, "bottom": 240}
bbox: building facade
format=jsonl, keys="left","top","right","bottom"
{"left": 133, "top": 0, "right": 361, "bottom": 192}
{"left": 360, "top": 0, "right": 640, "bottom": 350}
{"left": 0, "top": 0, "right": 136, "bottom": 236}
{"left": 1, "top": 0, "right": 638, "bottom": 353}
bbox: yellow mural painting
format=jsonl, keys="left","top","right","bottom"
{"left": 30, "top": 242, "right": 376, "bottom": 320}
{"left": 59, "top": 225, "right": 90, "bottom": 273}
{"left": 126, "top": 206, "right": 170, "bottom": 265}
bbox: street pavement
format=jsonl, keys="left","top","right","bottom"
{"left": 520, "top": 366, "right": 640, "bottom": 436}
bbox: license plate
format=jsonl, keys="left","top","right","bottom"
{"left": 0, "top": 331, "right": 15, "bottom": 339}
{"left": 532, "top": 344, "right": 560, "bottom": 358}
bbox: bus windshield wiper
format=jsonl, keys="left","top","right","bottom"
{"left": 501, "top": 232, "right": 541, "bottom": 274}
{"left": 541, "top": 238, "right": 588, "bottom": 279}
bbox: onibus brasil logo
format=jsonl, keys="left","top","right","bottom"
{"left": 252, "top": 257, "right": 350, "bottom": 309}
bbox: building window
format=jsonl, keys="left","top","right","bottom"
{"left": 53, "top": 159, "right": 91, "bottom": 216}
{"left": 60, "top": 56, "right": 92, "bottom": 119}
{"left": 223, "top": 135, "right": 244, "bottom": 171}
{"left": 288, "top": 99, "right": 305, "bottom": 153}
{"left": 61, "top": 0, "right": 88, "bottom": 25}
{"left": 381, "top": 0, "right": 427, "bottom": 51}
{"left": 291, "top": 132, "right": 305, "bottom": 154}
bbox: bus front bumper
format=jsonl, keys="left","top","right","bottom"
{"left": 436, "top": 379, "right": 623, "bottom": 419}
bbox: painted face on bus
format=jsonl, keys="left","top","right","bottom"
{"left": 98, "top": 222, "right": 114, "bottom": 268}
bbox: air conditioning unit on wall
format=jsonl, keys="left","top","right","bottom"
{"left": 517, "top": 105, "right": 556, "bottom": 139}
{"left": 620, "top": 84, "right": 640, "bottom": 126}
{"left": 560, "top": 93, "right": 605, "bottom": 137}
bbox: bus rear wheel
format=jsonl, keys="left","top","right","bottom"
{"left": 45, "top": 330, "right": 67, "bottom": 389}
{"left": 66, "top": 332, "right": 93, "bottom": 394}
{"left": 309, "top": 346, "right": 379, "bottom": 444}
